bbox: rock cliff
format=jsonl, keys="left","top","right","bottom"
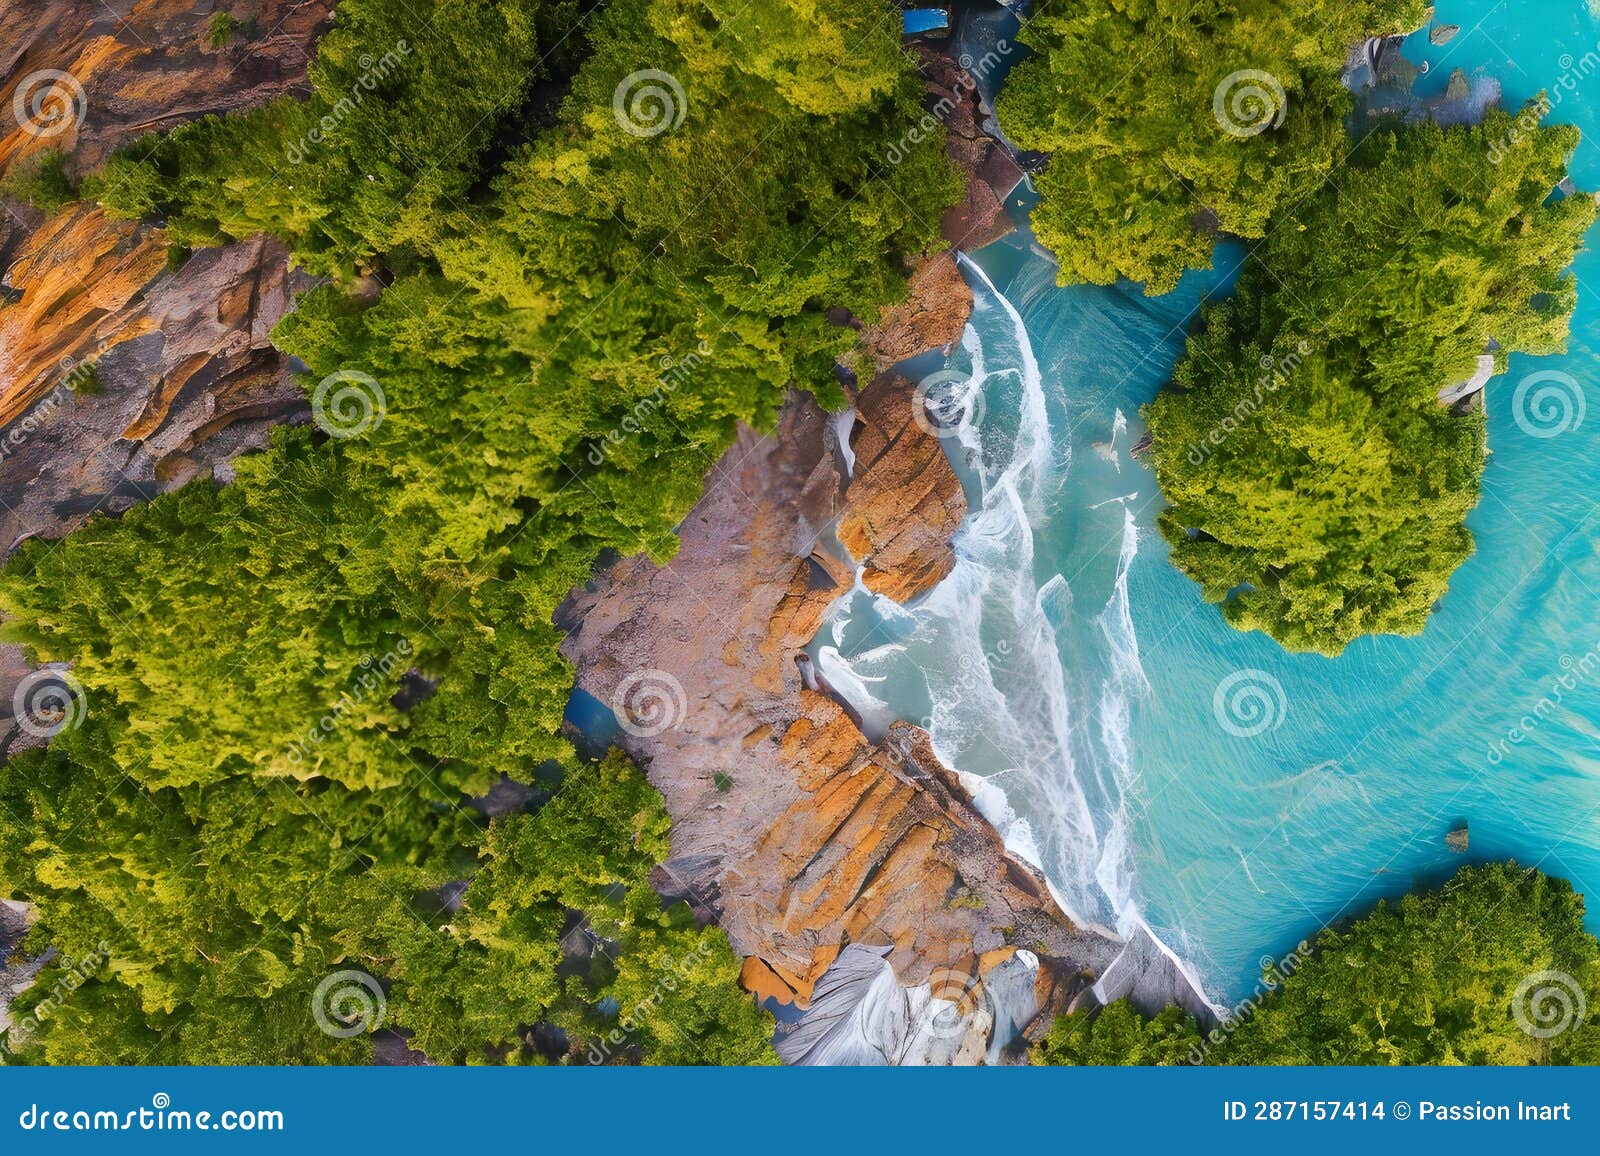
{"left": 0, "top": 0, "right": 333, "bottom": 748}
{"left": 558, "top": 46, "right": 1150, "bottom": 1061}
{"left": 0, "top": 0, "right": 336, "bottom": 551}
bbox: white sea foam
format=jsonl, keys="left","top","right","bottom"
{"left": 816, "top": 255, "right": 1214, "bottom": 1020}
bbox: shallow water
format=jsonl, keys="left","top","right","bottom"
{"left": 819, "top": 0, "right": 1600, "bottom": 1000}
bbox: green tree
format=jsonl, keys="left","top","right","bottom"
{"left": 1035, "top": 864, "right": 1600, "bottom": 1067}
{"left": 1146, "top": 113, "right": 1593, "bottom": 653}
{"left": 997, "top": 0, "right": 1428, "bottom": 293}
{"left": 2, "top": 0, "right": 948, "bottom": 1065}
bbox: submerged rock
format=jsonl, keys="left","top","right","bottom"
{"left": 1446, "top": 824, "right": 1470, "bottom": 853}
{"left": 1430, "top": 23, "right": 1461, "bottom": 45}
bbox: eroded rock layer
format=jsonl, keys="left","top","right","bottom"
{"left": 0, "top": 0, "right": 335, "bottom": 177}
{"left": 558, "top": 364, "right": 1117, "bottom": 1022}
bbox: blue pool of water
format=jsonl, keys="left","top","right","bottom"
{"left": 822, "top": 0, "right": 1600, "bottom": 1001}
{"left": 903, "top": 8, "right": 949, "bottom": 35}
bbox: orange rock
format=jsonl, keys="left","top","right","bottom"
{"left": 837, "top": 370, "right": 967, "bottom": 601}
{"left": 858, "top": 251, "right": 973, "bottom": 371}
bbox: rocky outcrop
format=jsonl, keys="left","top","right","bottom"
{"left": 558, "top": 374, "right": 1118, "bottom": 1032}
{"left": 0, "top": 2, "right": 336, "bottom": 552}
{"left": 857, "top": 250, "right": 972, "bottom": 371}
{"left": 0, "top": 204, "right": 314, "bottom": 552}
{"left": 0, "top": 0, "right": 334, "bottom": 179}
{"left": 836, "top": 369, "right": 967, "bottom": 599}
{"left": 916, "top": 43, "right": 1022, "bottom": 253}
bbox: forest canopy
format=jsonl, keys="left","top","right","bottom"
{"left": 0, "top": 0, "right": 956, "bottom": 1063}
{"left": 995, "top": 0, "right": 1430, "bottom": 294}
{"left": 1145, "top": 113, "right": 1594, "bottom": 654}
{"left": 1035, "top": 863, "right": 1600, "bottom": 1066}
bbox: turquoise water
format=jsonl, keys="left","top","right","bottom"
{"left": 821, "top": 0, "right": 1600, "bottom": 1000}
